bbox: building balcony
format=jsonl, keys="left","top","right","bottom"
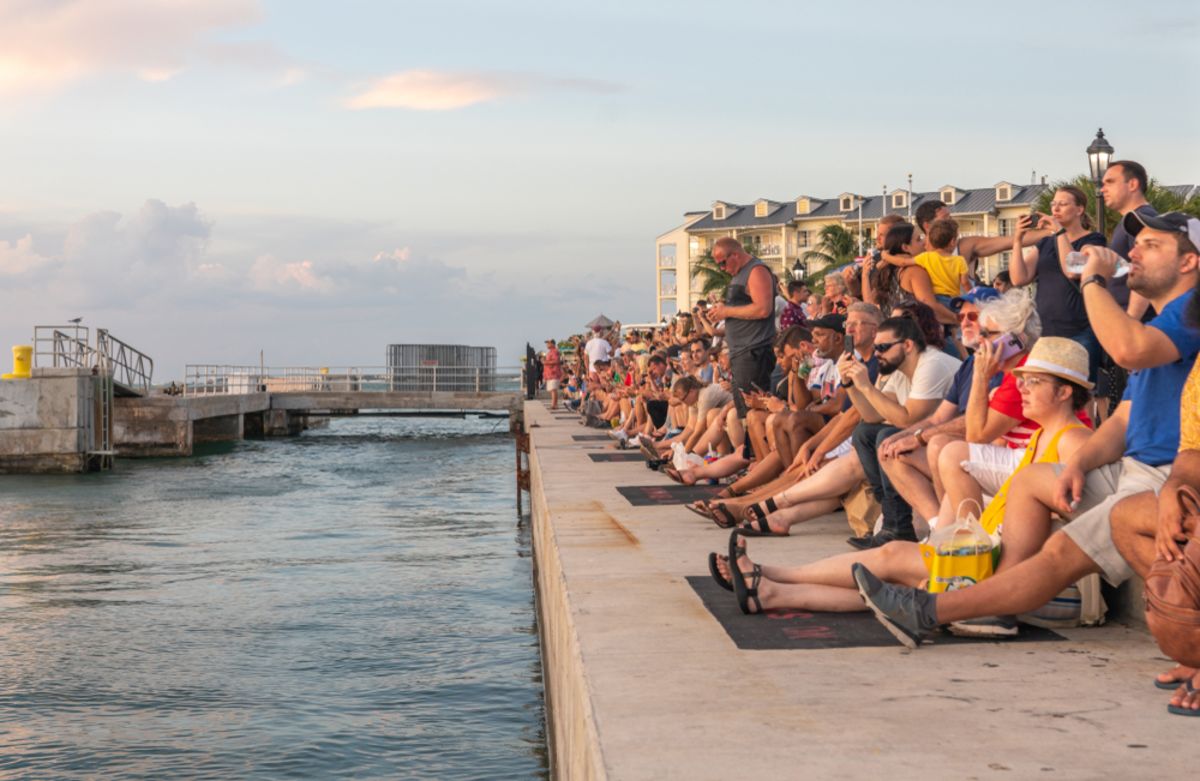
{"left": 753, "top": 244, "right": 783, "bottom": 257}
{"left": 658, "top": 257, "right": 677, "bottom": 268}
{"left": 660, "top": 287, "right": 677, "bottom": 297}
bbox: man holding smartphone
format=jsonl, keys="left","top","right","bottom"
{"left": 705, "top": 237, "right": 777, "bottom": 429}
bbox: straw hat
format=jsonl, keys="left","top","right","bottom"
{"left": 1011, "top": 337, "right": 1093, "bottom": 389}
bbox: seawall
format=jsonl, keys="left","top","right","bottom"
{"left": 525, "top": 400, "right": 1190, "bottom": 780}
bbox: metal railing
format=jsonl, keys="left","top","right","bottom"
{"left": 96, "top": 329, "right": 154, "bottom": 394}
{"left": 33, "top": 325, "right": 95, "bottom": 370}
{"left": 183, "top": 365, "right": 525, "bottom": 396}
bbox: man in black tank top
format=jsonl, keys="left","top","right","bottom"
{"left": 706, "top": 237, "right": 777, "bottom": 425}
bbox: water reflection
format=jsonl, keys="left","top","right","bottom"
{"left": 0, "top": 417, "right": 547, "bottom": 780}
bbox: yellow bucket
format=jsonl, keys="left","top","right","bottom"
{"left": 9, "top": 345, "right": 32, "bottom": 379}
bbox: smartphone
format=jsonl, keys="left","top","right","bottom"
{"left": 991, "top": 333, "right": 1026, "bottom": 363}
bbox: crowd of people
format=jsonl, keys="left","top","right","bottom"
{"left": 534, "top": 160, "right": 1200, "bottom": 719}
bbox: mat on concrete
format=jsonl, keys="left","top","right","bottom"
{"left": 573, "top": 435, "right": 612, "bottom": 441}
{"left": 589, "top": 452, "right": 644, "bottom": 462}
{"left": 686, "top": 576, "right": 1065, "bottom": 650}
{"left": 617, "top": 484, "right": 723, "bottom": 506}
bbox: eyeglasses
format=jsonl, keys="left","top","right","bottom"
{"left": 957, "top": 311, "right": 979, "bottom": 323}
{"left": 1016, "top": 375, "right": 1057, "bottom": 390}
{"left": 874, "top": 340, "right": 902, "bottom": 353}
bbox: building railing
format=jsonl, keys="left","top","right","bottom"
{"left": 183, "top": 365, "right": 525, "bottom": 396}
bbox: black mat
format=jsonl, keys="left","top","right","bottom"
{"left": 616, "top": 484, "right": 723, "bottom": 506}
{"left": 687, "top": 576, "right": 1065, "bottom": 650}
{"left": 589, "top": 452, "right": 644, "bottom": 462}
{"left": 573, "top": 435, "right": 611, "bottom": 441}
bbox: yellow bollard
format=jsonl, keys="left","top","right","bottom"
{"left": 2, "top": 345, "right": 32, "bottom": 380}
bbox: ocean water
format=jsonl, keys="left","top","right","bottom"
{"left": 0, "top": 416, "right": 547, "bottom": 780}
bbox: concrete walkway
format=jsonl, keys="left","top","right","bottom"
{"left": 525, "top": 402, "right": 1193, "bottom": 781}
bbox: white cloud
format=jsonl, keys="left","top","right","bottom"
{"left": 344, "top": 69, "right": 625, "bottom": 111}
{"left": 0, "top": 234, "right": 51, "bottom": 276}
{"left": 249, "top": 255, "right": 333, "bottom": 294}
{"left": 374, "top": 247, "right": 412, "bottom": 263}
{"left": 0, "top": 0, "right": 268, "bottom": 96}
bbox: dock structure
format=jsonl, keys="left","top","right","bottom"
{"left": 0, "top": 331, "right": 525, "bottom": 472}
{"left": 522, "top": 401, "right": 1190, "bottom": 780}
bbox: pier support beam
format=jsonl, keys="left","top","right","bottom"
{"left": 193, "top": 413, "right": 243, "bottom": 444}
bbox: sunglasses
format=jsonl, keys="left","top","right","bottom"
{"left": 957, "top": 311, "right": 979, "bottom": 323}
{"left": 874, "top": 340, "right": 902, "bottom": 353}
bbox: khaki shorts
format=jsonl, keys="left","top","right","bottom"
{"left": 963, "top": 443, "right": 1026, "bottom": 496}
{"left": 545, "top": 379, "right": 560, "bottom": 391}
{"left": 1056, "top": 457, "right": 1172, "bottom": 586}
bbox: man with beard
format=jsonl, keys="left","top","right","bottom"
{"left": 838, "top": 316, "right": 961, "bottom": 547}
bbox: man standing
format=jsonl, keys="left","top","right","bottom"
{"left": 542, "top": 339, "right": 563, "bottom": 410}
{"left": 706, "top": 237, "right": 777, "bottom": 428}
{"left": 1102, "top": 160, "right": 1158, "bottom": 315}
{"left": 839, "top": 316, "right": 961, "bottom": 548}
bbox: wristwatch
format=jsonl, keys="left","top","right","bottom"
{"left": 913, "top": 427, "right": 926, "bottom": 445}
{"left": 1081, "top": 274, "right": 1108, "bottom": 291}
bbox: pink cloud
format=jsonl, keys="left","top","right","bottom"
{"left": 344, "top": 69, "right": 624, "bottom": 111}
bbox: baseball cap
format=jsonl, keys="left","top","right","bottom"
{"left": 950, "top": 286, "right": 1001, "bottom": 311}
{"left": 1123, "top": 210, "right": 1200, "bottom": 251}
{"left": 808, "top": 313, "right": 846, "bottom": 333}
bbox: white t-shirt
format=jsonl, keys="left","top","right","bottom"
{"left": 696, "top": 383, "right": 733, "bottom": 420}
{"left": 583, "top": 337, "right": 613, "bottom": 372}
{"left": 808, "top": 360, "right": 841, "bottom": 402}
{"left": 879, "top": 348, "right": 960, "bottom": 406}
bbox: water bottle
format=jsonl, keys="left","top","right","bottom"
{"left": 1064, "top": 251, "right": 1129, "bottom": 278}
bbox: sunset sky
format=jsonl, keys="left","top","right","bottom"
{"left": 2, "top": 0, "right": 1197, "bottom": 378}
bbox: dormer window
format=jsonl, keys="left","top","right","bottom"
{"left": 839, "top": 196, "right": 853, "bottom": 211}
{"left": 796, "top": 197, "right": 810, "bottom": 215}
{"left": 940, "top": 187, "right": 956, "bottom": 206}
{"left": 714, "top": 203, "right": 727, "bottom": 220}
{"left": 755, "top": 201, "right": 768, "bottom": 218}
{"left": 995, "top": 183, "right": 1012, "bottom": 202}
{"left": 892, "top": 192, "right": 907, "bottom": 210}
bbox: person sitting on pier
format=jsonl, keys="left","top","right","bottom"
{"left": 853, "top": 213, "right": 1200, "bottom": 668}
{"left": 712, "top": 339, "right": 1094, "bottom": 620}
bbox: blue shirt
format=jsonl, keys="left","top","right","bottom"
{"left": 943, "top": 353, "right": 1004, "bottom": 413}
{"left": 1123, "top": 291, "right": 1200, "bottom": 465}
{"left": 841, "top": 354, "right": 879, "bottom": 412}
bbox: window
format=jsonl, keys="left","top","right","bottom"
{"left": 796, "top": 198, "right": 810, "bottom": 215}
{"left": 892, "top": 192, "right": 907, "bottom": 209}
{"left": 798, "top": 230, "right": 811, "bottom": 248}
{"left": 998, "top": 218, "right": 1012, "bottom": 237}
{"left": 689, "top": 237, "right": 701, "bottom": 257}
{"left": 755, "top": 201, "right": 768, "bottom": 218}
{"left": 941, "top": 188, "right": 955, "bottom": 206}
{"left": 658, "top": 243, "right": 676, "bottom": 267}
{"left": 996, "top": 185, "right": 1012, "bottom": 202}
{"left": 714, "top": 203, "right": 726, "bottom": 219}
{"left": 839, "top": 196, "right": 852, "bottom": 211}
{"left": 660, "top": 270, "right": 676, "bottom": 297}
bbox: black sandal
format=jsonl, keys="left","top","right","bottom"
{"left": 728, "top": 531, "right": 763, "bottom": 614}
{"left": 707, "top": 552, "right": 733, "bottom": 592}
{"left": 744, "top": 498, "right": 778, "bottom": 524}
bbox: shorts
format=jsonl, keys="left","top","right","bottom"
{"left": 545, "top": 379, "right": 560, "bottom": 391}
{"left": 730, "top": 344, "right": 776, "bottom": 418}
{"left": 961, "top": 443, "right": 1025, "bottom": 496}
{"left": 825, "top": 436, "right": 853, "bottom": 460}
{"left": 646, "top": 400, "right": 669, "bottom": 429}
{"left": 1057, "top": 457, "right": 1172, "bottom": 586}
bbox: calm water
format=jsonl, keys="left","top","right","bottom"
{"left": 0, "top": 417, "right": 547, "bottom": 780}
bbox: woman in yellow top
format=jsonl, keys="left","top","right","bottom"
{"left": 713, "top": 337, "right": 1094, "bottom": 615}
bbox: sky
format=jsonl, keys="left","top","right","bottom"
{"left": 1, "top": 0, "right": 1198, "bottom": 380}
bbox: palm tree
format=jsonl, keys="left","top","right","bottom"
{"left": 1035, "top": 175, "right": 1200, "bottom": 238}
{"left": 802, "top": 224, "right": 859, "bottom": 272}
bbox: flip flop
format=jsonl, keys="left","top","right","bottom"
{"left": 736, "top": 514, "right": 789, "bottom": 537}
{"left": 707, "top": 552, "right": 733, "bottom": 592}
{"left": 710, "top": 503, "right": 738, "bottom": 529}
{"left": 639, "top": 438, "right": 661, "bottom": 462}
{"left": 1154, "top": 670, "right": 1196, "bottom": 690}
{"left": 685, "top": 501, "right": 714, "bottom": 519}
{"left": 728, "top": 531, "right": 763, "bottom": 615}
{"left": 665, "top": 467, "right": 685, "bottom": 484}
{"left": 1168, "top": 681, "right": 1200, "bottom": 717}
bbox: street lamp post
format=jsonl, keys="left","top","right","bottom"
{"left": 791, "top": 258, "right": 808, "bottom": 283}
{"left": 857, "top": 197, "right": 864, "bottom": 254}
{"left": 1087, "top": 128, "right": 1114, "bottom": 235}
{"left": 906, "top": 173, "right": 913, "bottom": 219}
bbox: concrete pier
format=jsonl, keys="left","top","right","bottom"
{"left": 113, "top": 394, "right": 270, "bottom": 457}
{"left": 524, "top": 401, "right": 1191, "bottom": 780}
{"left": 0, "top": 369, "right": 102, "bottom": 473}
